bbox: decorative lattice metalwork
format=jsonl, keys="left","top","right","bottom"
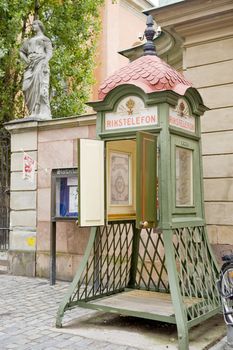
{"left": 0, "top": 129, "right": 10, "bottom": 251}
{"left": 69, "top": 222, "right": 134, "bottom": 304}
{"left": 135, "top": 228, "right": 169, "bottom": 292}
{"left": 57, "top": 223, "right": 220, "bottom": 337}
{"left": 173, "top": 226, "right": 220, "bottom": 322}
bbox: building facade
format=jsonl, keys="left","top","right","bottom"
{"left": 146, "top": 0, "right": 233, "bottom": 261}
{"left": 92, "top": 0, "right": 153, "bottom": 99}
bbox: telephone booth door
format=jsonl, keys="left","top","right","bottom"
{"left": 78, "top": 132, "right": 157, "bottom": 229}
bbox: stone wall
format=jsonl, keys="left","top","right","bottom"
{"left": 183, "top": 30, "right": 233, "bottom": 263}
{"left": 6, "top": 115, "right": 96, "bottom": 280}
{"left": 7, "top": 121, "right": 38, "bottom": 276}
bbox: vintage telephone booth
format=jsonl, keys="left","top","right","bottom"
{"left": 56, "top": 16, "right": 220, "bottom": 350}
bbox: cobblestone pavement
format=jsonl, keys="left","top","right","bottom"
{"left": 0, "top": 274, "right": 140, "bottom": 350}
{"left": 0, "top": 274, "right": 226, "bottom": 350}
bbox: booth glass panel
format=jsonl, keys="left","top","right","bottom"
{"left": 107, "top": 140, "right": 136, "bottom": 221}
{"left": 171, "top": 136, "right": 201, "bottom": 216}
{"left": 175, "top": 147, "right": 193, "bottom": 207}
{"left": 109, "top": 152, "right": 132, "bottom": 206}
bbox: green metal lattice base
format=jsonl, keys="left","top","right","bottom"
{"left": 56, "top": 222, "right": 220, "bottom": 350}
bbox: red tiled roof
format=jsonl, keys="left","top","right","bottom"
{"left": 98, "top": 55, "right": 192, "bottom": 100}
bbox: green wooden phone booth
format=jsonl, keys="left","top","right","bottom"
{"left": 56, "top": 16, "right": 220, "bottom": 350}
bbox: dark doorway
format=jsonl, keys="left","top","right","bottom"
{"left": 0, "top": 128, "right": 10, "bottom": 251}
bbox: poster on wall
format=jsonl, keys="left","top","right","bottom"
{"left": 52, "top": 168, "right": 78, "bottom": 218}
{"left": 22, "top": 152, "right": 36, "bottom": 183}
{"left": 69, "top": 186, "right": 78, "bottom": 214}
{"left": 57, "top": 177, "right": 78, "bottom": 217}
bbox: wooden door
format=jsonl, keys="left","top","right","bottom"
{"left": 136, "top": 131, "right": 157, "bottom": 229}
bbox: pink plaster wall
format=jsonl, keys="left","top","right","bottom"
{"left": 36, "top": 123, "right": 94, "bottom": 281}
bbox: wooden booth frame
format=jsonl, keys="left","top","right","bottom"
{"left": 56, "top": 88, "right": 220, "bottom": 350}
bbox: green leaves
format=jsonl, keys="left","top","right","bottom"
{"left": 0, "top": 0, "right": 104, "bottom": 124}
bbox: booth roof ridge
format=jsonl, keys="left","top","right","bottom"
{"left": 98, "top": 55, "right": 192, "bottom": 100}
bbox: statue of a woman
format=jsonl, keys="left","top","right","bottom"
{"left": 20, "top": 20, "right": 53, "bottom": 119}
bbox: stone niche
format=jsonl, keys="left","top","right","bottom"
{"left": 5, "top": 114, "right": 96, "bottom": 280}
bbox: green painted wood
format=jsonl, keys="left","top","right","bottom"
{"left": 163, "top": 229, "right": 189, "bottom": 350}
{"left": 67, "top": 288, "right": 126, "bottom": 304}
{"left": 158, "top": 103, "right": 172, "bottom": 229}
{"left": 56, "top": 226, "right": 97, "bottom": 327}
{"left": 75, "top": 300, "right": 176, "bottom": 324}
{"left": 98, "top": 127, "right": 162, "bottom": 141}
{"left": 171, "top": 219, "right": 205, "bottom": 228}
{"left": 128, "top": 227, "right": 141, "bottom": 288}
{"left": 95, "top": 112, "right": 103, "bottom": 140}
{"left": 170, "top": 135, "right": 202, "bottom": 218}
{"left": 187, "top": 306, "right": 221, "bottom": 329}
{"left": 136, "top": 131, "right": 157, "bottom": 229}
{"left": 169, "top": 127, "right": 200, "bottom": 140}
{"left": 158, "top": 101, "right": 200, "bottom": 349}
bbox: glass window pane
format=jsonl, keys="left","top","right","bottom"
{"left": 110, "top": 152, "right": 131, "bottom": 206}
{"left": 55, "top": 176, "right": 78, "bottom": 217}
{"left": 176, "top": 147, "right": 193, "bottom": 206}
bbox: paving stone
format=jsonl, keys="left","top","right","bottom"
{"left": 5, "top": 344, "right": 19, "bottom": 349}
{"left": 26, "top": 333, "right": 44, "bottom": 340}
{"left": 0, "top": 274, "right": 223, "bottom": 350}
{"left": 0, "top": 333, "right": 12, "bottom": 341}
{"left": 55, "top": 340, "right": 76, "bottom": 348}
{"left": 8, "top": 335, "right": 29, "bottom": 345}
{"left": 91, "top": 341, "right": 112, "bottom": 349}
{"left": 104, "top": 344, "right": 128, "bottom": 350}
{"left": 67, "top": 335, "right": 85, "bottom": 342}
{"left": 29, "top": 344, "right": 52, "bottom": 350}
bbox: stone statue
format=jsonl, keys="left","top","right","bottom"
{"left": 20, "top": 20, "right": 53, "bottom": 119}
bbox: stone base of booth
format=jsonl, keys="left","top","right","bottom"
{"left": 8, "top": 251, "right": 36, "bottom": 277}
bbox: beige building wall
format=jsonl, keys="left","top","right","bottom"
{"left": 92, "top": 0, "right": 152, "bottom": 99}
{"left": 147, "top": 0, "right": 233, "bottom": 262}
{"left": 184, "top": 38, "right": 233, "bottom": 254}
{"left": 7, "top": 123, "right": 38, "bottom": 276}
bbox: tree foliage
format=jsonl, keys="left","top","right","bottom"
{"left": 0, "top": 0, "right": 104, "bottom": 125}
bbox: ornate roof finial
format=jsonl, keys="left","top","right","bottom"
{"left": 143, "top": 15, "right": 156, "bottom": 56}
